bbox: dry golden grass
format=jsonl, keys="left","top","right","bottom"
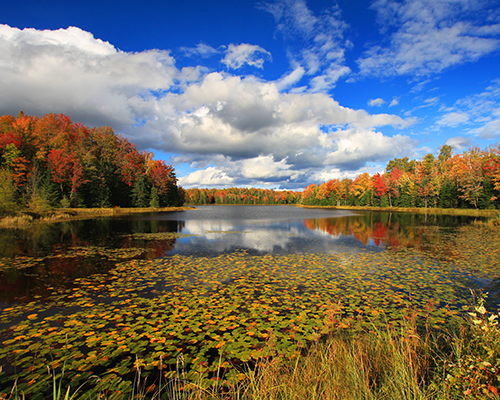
{"left": 299, "top": 204, "right": 499, "bottom": 218}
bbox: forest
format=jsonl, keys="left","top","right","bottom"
{"left": 187, "top": 145, "right": 500, "bottom": 210}
{"left": 300, "top": 145, "right": 500, "bottom": 210}
{"left": 0, "top": 112, "right": 185, "bottom": 214}
{"left": 185, "top": 187, "right": 301, "bottom": 205}
{"left": 2, "top": 112, "right": 500, "bottom": 213}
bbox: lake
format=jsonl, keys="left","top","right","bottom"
{"left": 0, "top": 205, "right": 483, "bottom": 304}
{"left": 0, "top": 206, "right": 498, "bottom": 397}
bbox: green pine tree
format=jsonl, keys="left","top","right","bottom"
{"left": 0, "top": 169, "right": 17, "bottom": 214}
{"left": 150, "top": 186, "right": 160, "bottom": 208}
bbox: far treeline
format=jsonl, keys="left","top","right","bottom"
{"left": 186, "top": 145, "right": 500, "bottom": 210}
{"left": 0, "top": 112, "right": 185, "bottom": 214}
{"left": 185, "top": 187, "right": 301, "bottom": 205}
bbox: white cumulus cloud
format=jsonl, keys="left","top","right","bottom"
{"left": 369, "top": 98, "right": 385, "bottom": 107}
{"left": 0, "top": 24, "right": 419, "bottom": 189}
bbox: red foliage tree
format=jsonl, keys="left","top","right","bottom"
{"left": 148, "top": 160, "right": 177, "bottom": 196}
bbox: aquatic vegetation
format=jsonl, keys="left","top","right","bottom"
{"left": 1, "top": 220, "right": 499, "bottom": 398}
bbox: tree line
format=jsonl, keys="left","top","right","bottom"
{"left": 187, "top": 145, "right": 500, "bottom": 210}
{"left": 0, "top": 112, "right": 185, "bottom": 214}
{"left": 2, "top": 112, "right": 499, "bottom": 213}
{"left": 302, "top": 145, "right": 500, "bottom": 210}
{"left": 185, "top": 187, "right": 301, "bottom": 205}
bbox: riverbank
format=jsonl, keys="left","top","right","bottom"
{"left": 0, "top": 206, "right": 196, "bottom": 229}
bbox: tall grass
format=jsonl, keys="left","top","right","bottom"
{"left": 231, "top": 312, "right": 434, "bottom": 400}
{"left": 0, "top": 215, "right": 33, "bottom": 229}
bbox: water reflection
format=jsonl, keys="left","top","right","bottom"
{"left": 303, "top": 212, "right": 479, "bottom": 251}
{"left": 303, "top": 214, "right": 422, "bottom": 249}
{"left": 0, "top": 206, "right": 482, "bottom": 303}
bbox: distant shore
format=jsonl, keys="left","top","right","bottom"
{"left": 298, "top": 204, "right": 499, "bottom": 218}
{"left": 2, "top": 204, "right": 497, "bottom": 229}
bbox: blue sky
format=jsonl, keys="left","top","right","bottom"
{"left": 1, "top": 0, "right": 500, "bottom": 190}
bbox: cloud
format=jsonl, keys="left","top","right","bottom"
{"left": 389, "top": 98, "right": 399, "bottom": 107}
{"left": 178, "top": 166, "right": 235, "bottom": 187}
{"left": 309, "top": 65, "right": 351, "bottom": 93}
{"left": 445, "top": 135, "right": 472, "bottom": 150}
{"left": 221, "top": 43, "right": 272, "bottom": 69}
{"left": 435, "top": 79, "right": 500, "bottom": 139}
{"left": 0, "top": 24, "right": 177, "bottom": 131}
{"left": 436, "top": 111, "right": 470, "bottom": 127}
{"left": 471, "top": 111, "right": 500, "bottom": 139}
{"left": 179, "top": 155, "right": 306, "bottom": 189}
{"left": 260, "top": 0, "right": 351, "bottom": 91}
{"left": 358, "top": 0, "right": 500, "bottom": 77}
{"left": 275, "top": 66, "right": 305, "bottom": 90}
{"left": 180, "top": 42, "right": 219, "bottom": 58}
{"left": 0, "top": 24, "right": 418, "bottom": 190}
{"left": 323, "top": 129, "right": 418, "bottom": 170}
{"left": 368, "top": 98, "right": 385, "bottom": 107}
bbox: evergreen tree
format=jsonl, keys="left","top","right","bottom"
{"left": 438, "top": 181, "right": 458, "bottom": 208}
{"left": 132, "top": 176, "right": 149, "bottom": 207}
{"left": 0, "top": 169, "right": 16, "bottom": 214}
{"left": 150, "top": 186, "right": 160, "bottom": 208}
{"left": 478, "top": 180, "right": 495, "bottom": 209}
{"left": 43, "top": 169, "right": 61, "bottom": 207}
{"left": 380, "top": 195, "right": 389, "bottom": 207}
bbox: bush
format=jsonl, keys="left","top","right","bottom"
{"left": 444, "top": 292, "right": 500, "bottom": 398}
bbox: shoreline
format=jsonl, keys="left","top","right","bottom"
{"left": 297, "top": 204, "right": 499, "bottom": 217}
{"left": 2, "top": 203, "right": 497, "bottom": 230}
{"left": 0, "top": 206, "right": 196, "bottom": 228}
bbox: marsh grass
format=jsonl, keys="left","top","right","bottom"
{"left": 229, "top": 309, "right": 435, "bottom": 400}
{"left": 0, "top": 215, "right": 33, "bottom": 229}
{"left": 0, "top": 206, "right": 193, "bottom": 229}
{"left": 300, "top": 204, "right": 499, "bottom": 218}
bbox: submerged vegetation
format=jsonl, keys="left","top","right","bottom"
{"left": 1, "top": 220, "right": 499, "bottom": 399}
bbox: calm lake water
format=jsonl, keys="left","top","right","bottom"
{"left": 0, "top": 205, "right": 484, "bottom": 304}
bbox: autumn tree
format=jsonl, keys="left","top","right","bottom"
{"left": 385, "top": 167, "right": 403, "bottom": 207}
{"left": 351, "top": 173, "right": 373, "bottom": 206}
{"left": 386, "top": 156, "right": 416, "bottom": 174}
{"left": 415, "top": 153, "right": 439, "bottom": 208}
{"left": 372, "top": 172, "right": 388, "bottom": 206}
{"left": 449, "top": 148, "right": 485, "bottom": 209}
{"left": 315, "top": 182, "right": 331, "bottom": 205}
{"left": 302, "top": 184, "right": 318, "bottom": 205}
{"left": 0, "top": 112, "right": 184, "bottom": 209}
